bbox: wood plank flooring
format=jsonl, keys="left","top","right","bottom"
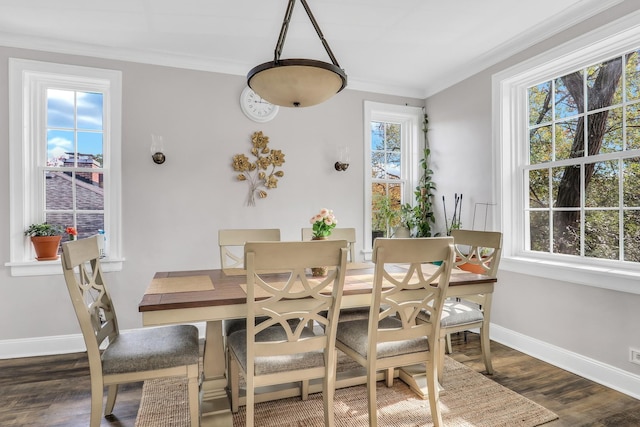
{"left": 1, "top": 333, "right": 639, "bottom": 426}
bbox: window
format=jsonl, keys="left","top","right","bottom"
{"left": 527, "top": 54, "right": 640, "bottom": 262}
{"left": 494, "top": 13, "right": 640, "bottom": 293}
{"left": 363, "top": 102, "right": 421, "bottom": 258}
{"left": 7, "top": 59, "right": 123, "bottom": 276}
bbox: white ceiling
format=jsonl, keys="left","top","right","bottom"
{"left": 0, "top": 0, "right": 624, "bottom": 98}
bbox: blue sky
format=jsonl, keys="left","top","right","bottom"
{"left": 47, "top": 89, "right": 103, "bottom": 159}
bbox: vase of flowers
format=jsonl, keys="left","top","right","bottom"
{"left": 66, "top": 226, "right": 78, "bottom": 241}
{"left": 309, "top": 208, "right": 338, "bottom": 276}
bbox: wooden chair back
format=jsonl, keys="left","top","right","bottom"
{"left": 451, "top": 229, "right": 502, "bottom": 277}
{"left": 369, "top": 237, "right": 455, "bottom": 351}
{"left": 218, "top": 228, "right": 280, "bottom": 269}
{"left": 301, "top": 227, "right": 356, "bottom": 262}
{"left": 61, "top": 236, "right": 117, "bottom": 377}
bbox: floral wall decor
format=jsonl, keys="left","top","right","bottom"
{"left": 232, "top": 131, "right": 285, "bottom": 206}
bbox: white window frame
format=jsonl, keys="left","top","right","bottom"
{"left": 493, "top": 11, "right": 640, "bottom": 294}
{"left": 363, "top": 101, "right": 422, "bottom": 260}
{"left": 6, "top": 59, "right": 123, "bottom": 276}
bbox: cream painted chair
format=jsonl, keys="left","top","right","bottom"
{"left": 301, "top": 227, "right": 356, "bottom": 262}
{"left": 61, "top": 237, "right": 200, "bottom": 427}
{"left": 218, "top": 228, "right": 281, "bottom": 271}
{"left": 335, "top": 237, "right": 454, "bottom": 427}
{"left": 218, "top": 228, "right": 281, "bottom": 337}
{"left": 418, "top": 229, "right": 502, "bottom": 375}
{"left": 227, "top": 240, "right": 348, "bottom": 427}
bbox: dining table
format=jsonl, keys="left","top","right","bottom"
{"left": 138, "top": 263, "right": 497, "bottom": 426}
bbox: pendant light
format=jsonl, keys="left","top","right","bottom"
{"left": 247, "top": 0, "right": 347, "bottom": 108}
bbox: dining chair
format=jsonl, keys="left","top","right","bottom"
{"left": 226, "top": 240, "right": 348, "bottom": 427}
{"left": 61, "top": 236, "right": 200, "bottom": 427}
{"left": 335, "top": 237, "right": 454, "bottom": 427}
{"left": 218, "top": 228, "right": 281, "bottom": 337}
{"left": 218, "top": 228, "right": 281, "bottom": 271}
{"left": 301, "top": 227, "right": 356, "bottom": 262}
{"left": 417, "top": 229, "right": 502, "bottom": 376}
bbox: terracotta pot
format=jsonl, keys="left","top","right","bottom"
{"left": 31, "top": 235, "right": 62, "bottom": 261}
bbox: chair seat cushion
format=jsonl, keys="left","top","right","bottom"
{"left": 227, "top": 324, "right": 324, "bottom": 375}
{"left": 335, "top": 317, "right": 428, "bottom": 359}
{"left": 101, "top": 324, "right": 199, "bottom": 375}
{"left": 418, "top": 299, "right": 484, "bottom": 327}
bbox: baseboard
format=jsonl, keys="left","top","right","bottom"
{"left": 0, "top": 322, "right": 207, "bottom": 360}
{"left": 491, "top": 324, "right": 640, "bottom": 400}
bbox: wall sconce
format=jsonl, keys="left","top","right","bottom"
{"left": 335, "top": 146, "right": 350, "bottom": 171}
{"left": 150, "top": 134, "right": 166, "bottom": 165}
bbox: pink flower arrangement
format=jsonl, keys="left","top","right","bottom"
{"left": 310, "top": 208, "right": 338, "bottom": 238}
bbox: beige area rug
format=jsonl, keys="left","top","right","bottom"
{"left": 136, "top": 356, "right": 558, "bottom": 427}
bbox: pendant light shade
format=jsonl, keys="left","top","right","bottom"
{"left": 247, "top": 0, "right": 347, "bottom": 108}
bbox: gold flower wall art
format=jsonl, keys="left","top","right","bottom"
{"left": 232, "top": 131, "right": 285, "bottom": 206}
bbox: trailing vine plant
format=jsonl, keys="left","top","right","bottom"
{"left": 410, "top": 110, "right": 436, "bottom": 237}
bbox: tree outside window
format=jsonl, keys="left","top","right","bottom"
{"left": 527, "top": 50, "right": 640, "bottom": 262}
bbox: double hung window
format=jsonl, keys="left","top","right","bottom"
{"left": 494, "top": 14, "right": 640, "bottom": 293}
{"left": 363, "top": 102, "right": 421, "bottom": 257}
{"left": 8, "top": 59, "right": 122, "bottom": 276}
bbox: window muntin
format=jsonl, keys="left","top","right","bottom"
{"left": 525, "top": 50, "right": 640, "bottom": 263}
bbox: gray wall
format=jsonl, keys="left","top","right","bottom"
{"left": 0, "top": 46, "right": 422, "bottom": 345}
{"left": 426, "top": 0, "right": 640, "bottom": 391}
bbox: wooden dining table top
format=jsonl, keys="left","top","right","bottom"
{"left": 138, "top": 263, "right": 497, "bottom": 313}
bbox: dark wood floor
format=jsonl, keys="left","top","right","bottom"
{"left": 1, "top": 333, "right": 639, "bottom": 426}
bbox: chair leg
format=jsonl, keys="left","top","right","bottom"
{"left": 445, "top": 333, "right": 453, "bottom": 354}
{"left": 301, "top": 379, "right": 310, "bottom": 400}
{"left": 229, "top": 351, "right": 240, "bottom": 413}
{"left": 426, "top": 354, "right": 443, "bottom": 427}
{"left": 89, "top": 380, "right": 104, "bottom": 427}
{"left": 367, "top": 366, "right": 378, "bottom": 427}
{"left": 438, "top": 336, "right": 446, "bottom": 381}
{"left": 384, "top": 367, "right": 394, "bottom": 387}
{"left": 480, "top": 323, "right": 494, "bottom": 375}
{"left": 187, "top": 364, "right": 200, "bottom": 427}
{"left": 104, "top": 384, "right": 118, "bottom": 416}
{"left": 323, "top": 349, "right": 336, "bottom": 427}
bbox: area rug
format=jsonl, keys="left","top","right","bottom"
{"left": 136, "top": 356, "right": 558, "bottom": 427}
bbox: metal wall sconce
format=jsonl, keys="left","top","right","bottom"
{"left": 150, "top": 134, "right": 166, "bottom": 165}
{"left": 335, "top": 146, "right": 350, "bottom": 171}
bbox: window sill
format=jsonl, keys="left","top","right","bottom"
{"left": 501, "top": 256, "right": 640, "bottom": 295}
{"left": 6, "top": 257, "right": 125, "bottom": 277}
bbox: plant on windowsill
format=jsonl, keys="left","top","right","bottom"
{"left": 372, "top": 194, "right": 400, "bottom": 239}
{"left": 25, "top": 223, "right": 64, "bottom": 261}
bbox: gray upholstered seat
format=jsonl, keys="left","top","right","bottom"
{"left": 418, "top": 299, "right": 483, "bottom": 328}
{"left": 227, "top": 324, "right": 323, "bottom": 375}
{"left": 101, "top": 325, "right": 199, "bottom": 375}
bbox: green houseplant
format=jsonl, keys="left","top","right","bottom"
{"left": 372, "top": 194, "right": 400, "bottom": 239}
{"left": 25, "top": 223, "right": 64, "bottom": 261}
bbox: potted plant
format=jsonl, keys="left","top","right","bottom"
{"left": 25, "top": 223, "right": 64, "bottom": 261}
{"left": 372, "top": 194, "right": 401, "bottom": 239}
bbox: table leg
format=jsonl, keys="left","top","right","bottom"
{"left": 200, "top": 320, "right": 233, "bottom": 426}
